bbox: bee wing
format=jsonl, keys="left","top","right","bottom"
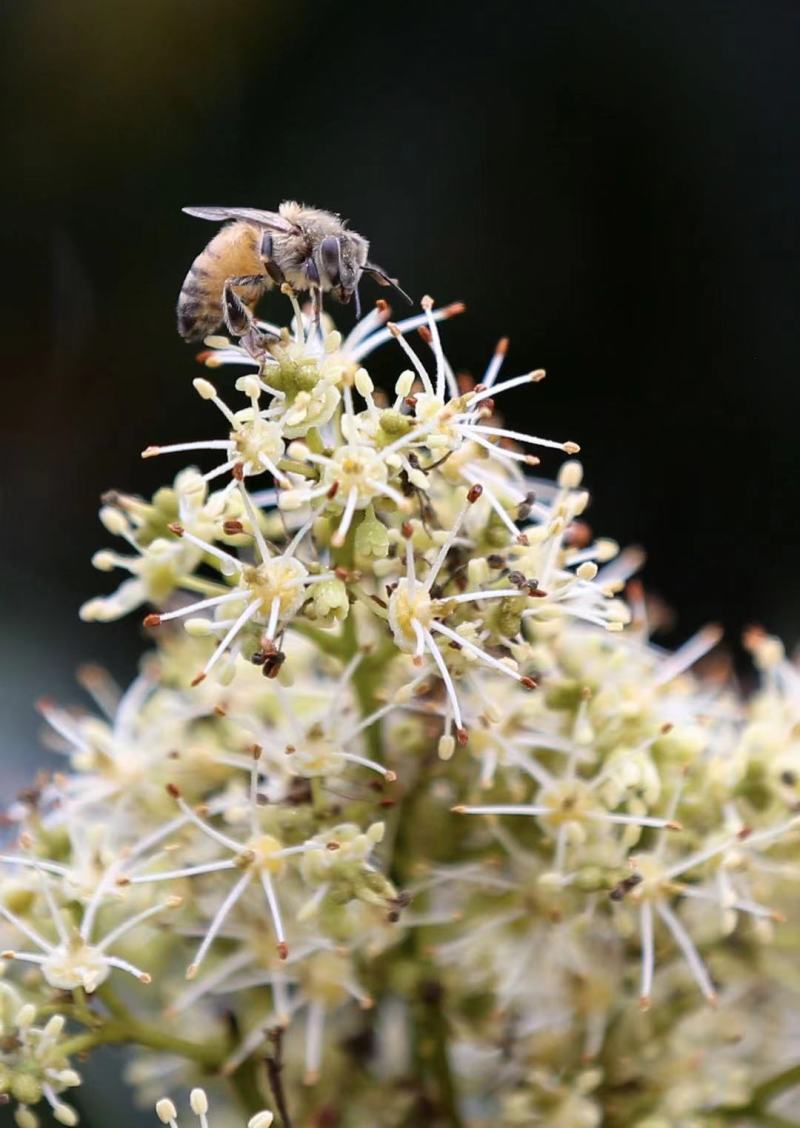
{"left": 182, "top": 206, "right": 300, "bottom": 233}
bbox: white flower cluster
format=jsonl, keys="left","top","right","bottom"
{"left": 2, "top": 292, "right": 798, "bottom": 1127}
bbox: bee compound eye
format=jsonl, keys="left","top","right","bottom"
{"left": 319, "top": 235, "right": 342, "bottom": 285}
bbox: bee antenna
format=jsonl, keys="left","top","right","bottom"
{"left": 365, "top": 262, "right": 413, "bottom": 305}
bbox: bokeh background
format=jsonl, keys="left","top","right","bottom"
{"left": 0, "top": 1, "right": 798, "bottom": 1117}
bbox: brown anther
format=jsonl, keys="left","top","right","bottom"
{"left": 232, "top": 462, "right": 245, "bottom": 481}
{"left": 223, "top": 519, "right": 244, "bottom": 535}
{"left": 417, "top": 325, "right": 432, "bottom": 345}
{"left": 467, "top": 484, "right": 483, "bottom": 503}
{"left": 248, "top": 744, "right": 263, "bottom": 759}
{"left": 143, "top": 613, "right": 162, "bottom": 628}
{"left": 284, "top": 745, "right": 296, "bottom": 755}
{"left": 495, "top": 336, "right": 509, "bottom": 355}
{"left": 456, "top": 727, "right": 469, "bottom": 745}
{"left": 166, "top": 783, "right": 181, "bottom": 799}
{"left": 520, "top": 676, "right": 538, "bottom": 690}
{"left": 334, "top": 566, "right": 349, "bottom": 580}
{"left": 609, "top": 872, "right": 643, "bottom": 901}
{"left": 445, "top": 301, "right": 466, "bottom": 317}
{"left": 326, "top": 480, "right": 340, "bottom": 500}
{"left": 370, "top": 594, "right": 388, "bottom": 609}
{"left": 115, "top": 876, "right": 131, "bottom": 887}
{"left": 403, "top": 395, "right": 418, "bottom": 408}
{"left": 195, "top": 350, "right": 212, "bottom": 364}
{"left": 190, "top": 672, "right": 206, "bottom": 687}
{"left": 565, "top": 521, "right": 593, "bottom": 548}
{"left": 737, "top": 825, "right": 754, "bottom": 840}
{"left": 660, "top": 722, "right": 674, "bottom": 734}
{"left": 250, "top": 650, "right": 267, "bottom": 666}
{"left": 277, "top": 942, "right": 289, "bottom": 960}
{"left": 326, "top": 841, "right": 341, "bottom": 851}
{"left": 480, "top": 397, "right": 496, "bottom": 414}
{"left": 401, "top": 521, "right": 414, "bottom": 538}
{"left": 213, "top": 705, "right": 227, "bottom": 717}
{"left": 375, "top": 299, "right": 389, "bottom": 314}
{"left": 487, "top": 554, "right": 505, "bottom": 568}
{"left": 379, "top": 798, "right": 396, "bottom": 808}
{"left": 168, "top": 522, "right": 185, "bottom": 538}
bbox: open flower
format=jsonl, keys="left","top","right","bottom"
{"left": 0, "top": 863, "right": 180, "bottom": 991}
{"left": 144, "top": 486, "right": 337, "bottom": 684}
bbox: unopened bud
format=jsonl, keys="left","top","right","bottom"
{"left": 156, "top": 1099, "right": 177, "bottom": 1124}
{"left": 193, "top": 378, "right": 217, "bottom": 400}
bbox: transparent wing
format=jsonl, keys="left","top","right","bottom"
{"left": 182, "top": 206, "right": 299, "bottom": 233}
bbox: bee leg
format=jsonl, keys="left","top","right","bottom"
{"left": 258, "top": 233, "right": 287, "bottom": 288}
{"left": 223, "top": 279, "right": 254, "bottom": 337}
{"left": 264, "top": 259, "right": 286, "bottom": 287}
{"left": 227, "top": 273, "right": 267, "bottom": 288}
{"left": 311, "top": 286, "right": 324, "bottom": 336}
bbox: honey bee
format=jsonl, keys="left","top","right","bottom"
{"left": 177, "top": 201, "right": 411, "bottom": 341}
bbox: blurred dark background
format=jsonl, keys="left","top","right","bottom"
{"left": 1, "top": 0, "right": 799, "bottom": 781}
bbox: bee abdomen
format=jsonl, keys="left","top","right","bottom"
{"left": 177, "top": 272, "right": 221, "bottom": 341}
{"left": 177, "top": 223, "right": 264, "bottom": 342}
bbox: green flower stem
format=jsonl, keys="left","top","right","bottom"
{"left": 714, "top": 1062, "right": 800, "bottom": 1125}
{"left": 342, "top": 614, "right": 396, "bottom": 766}
{"left": 330, "top": 516, "right": 463, "bottom": 1125}
{"left": 59, "top": 1017, "right": 224, "bottom": 1067}
{"left": 751, "top": 1064, "right": 800, "bottom": 1112}
{"left": 391, "top": 767, "right": 464, "bottom": 1128}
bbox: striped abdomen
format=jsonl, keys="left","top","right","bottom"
{"left": 177, "top": 222, "right": 266, "bottom": 341}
